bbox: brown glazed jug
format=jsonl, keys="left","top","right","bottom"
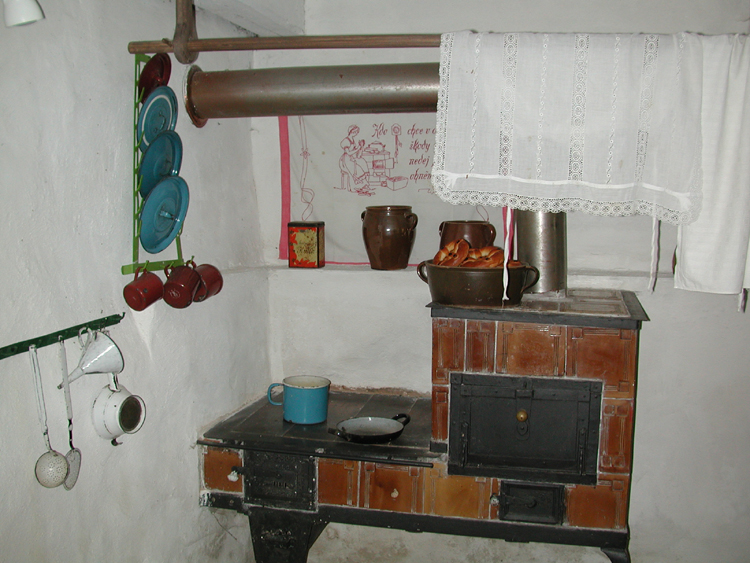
{"left": 439, "top": 220, "right": 497, "bottom": 249}
{"left": 361, "top": 205, "right": 418, "bottom": 270}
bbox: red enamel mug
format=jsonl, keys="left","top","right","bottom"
{"left": 193, "top": 264, "right": 224, "bottom": 302}
{"left": 163, "top": 261, "right": 200, "bottom": 309}
{"left": 123, "top": 267, "right": 164, "bottom": 311}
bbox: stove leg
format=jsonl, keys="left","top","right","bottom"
{"left": 248, "top": 507, "right": 328, "bottom": 563}
{"left": 601, "top": 547, "right": 630, "bottom": 563}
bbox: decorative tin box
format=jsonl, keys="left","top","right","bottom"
{"left": 288, "top": 221, "right": 325, "bottom": 268}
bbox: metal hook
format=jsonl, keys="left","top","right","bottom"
{"left": 78, "top": 327, "right": 93, "bottom": 350}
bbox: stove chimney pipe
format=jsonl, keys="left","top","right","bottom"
{"left": 184, "top": 63, "right": 440, "bottom": 125}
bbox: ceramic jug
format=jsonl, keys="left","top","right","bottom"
{"left": 361, "top": 205, "right": 418, "bottom": 270}
{"left": 438, "top": 220, "right": 497, "bottom": 249}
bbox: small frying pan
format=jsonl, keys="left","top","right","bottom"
{"left": 328, "top": 414, "right": 411, "bottom": 444}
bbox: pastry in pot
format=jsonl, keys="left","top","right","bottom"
{"left": 434, "top": 239, "right": 470, "bottom": 266}
{"left": 461, "top": 246, "right": 505, "bottom": 268}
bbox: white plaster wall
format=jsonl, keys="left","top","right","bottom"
{"left": 250, "top": 1, "right": 750, "bottom": 562}
{"left": 0, "top": 2, "right": 267, "bottom": 562}
{"left": 195, "top": 0, "right": 305, "bottom": 36}
{"left": 3, "top": 1, "right": 746, "bottom": 562}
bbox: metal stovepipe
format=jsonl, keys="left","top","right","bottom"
{"left": 184, "top": 63, "right": 440, "bottom": 125}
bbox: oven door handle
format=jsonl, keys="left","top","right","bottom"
{"left": 514, "top": 389, "right": 533, "bottom": 440}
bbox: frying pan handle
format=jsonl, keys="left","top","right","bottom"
{"left": 392, "top": 413, "right": 411, "bottom": 427}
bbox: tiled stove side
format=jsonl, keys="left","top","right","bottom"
{"left": 430, "top": 289, "right": 645, "bottom": 531}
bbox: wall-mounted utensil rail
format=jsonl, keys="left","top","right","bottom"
{"left": 0, "top": 314, "right": 125, "bottom": 361}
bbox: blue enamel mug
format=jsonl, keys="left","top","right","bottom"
{"left": 267, "top": 376, "right": 331, "bottom": 424}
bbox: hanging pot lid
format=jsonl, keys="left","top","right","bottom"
{"left": 139, "top": 176, "right": 189, "bottom": 254}
{"left": 137, "top": 86, "right": 178, "bottom": 152}
{"left": 137, "top": 130, "right": 183, "bottom": 199}
{"left": 138, "top": 53, "right": 172, "bottom": 104}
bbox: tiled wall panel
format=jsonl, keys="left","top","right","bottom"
{"left": 360, "top": 463, "right": 423, "bottom": 514}
{"left": 318, "top": 458, "right": 360, "bottom": 507}
{"left": 567, "top": 328, "right": 637, "bottom": 398}
{"left": 202, "top": 446, "right": 243, "bottom": 493}
{"left": 499, "top": 322, "right": 565, "bottom": 376}
{"left": 566, "top": 475, "right": 630, "bottom": 529}
{"left": 424, "top": 463, "right": 491, "bottom": 519}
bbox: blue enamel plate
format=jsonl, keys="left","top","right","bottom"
{"left": 137, "top": 130, "right": 183, "bottom": 199}
{"left": 137, "top": 85, "right": 178, "bottom": 152}
{"left": 139, "top": 176, "right": 189, "bottom": 254}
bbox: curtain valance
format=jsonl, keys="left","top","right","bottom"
{"left": 432, "top": 31, "right": 704, "bottom": 226}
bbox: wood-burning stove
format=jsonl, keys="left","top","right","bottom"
{"left": 198, "top": 288, "right": 647, "bottom": 563}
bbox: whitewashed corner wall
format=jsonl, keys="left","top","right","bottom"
{"left": 0, "top": 1, "right": 267, "bottom": 562}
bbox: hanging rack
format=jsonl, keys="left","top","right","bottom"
{"left": 128, "top": 0, "right": 441, "bottom": 61}
{"left": 128, "top": 33, "right": 442, "bottom": 57}
{"left": 0, "top": 313, "right": 125, "bottom": 361}
{"left": 127, "top": 0, "right": 443, "bottom": 121}
{"left": 121, "top": 53, "right": 186, "bottom": 276}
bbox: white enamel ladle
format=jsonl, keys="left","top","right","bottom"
{"left": 58, "top": 339, "right": 81, "bottom": 490}
{"left": 29, "top": 345, "right": 69, "bottom": 488}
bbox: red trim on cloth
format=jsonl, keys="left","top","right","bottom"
{"left": 278, "top": 116, "right": 291, "bottom": 260}
{"left": 502, "top": 207, "right": 515, "bottom": 258}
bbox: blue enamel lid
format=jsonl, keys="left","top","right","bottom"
{"left": 137, "top": 130, "right": 183, "bottom": 199}
{"left": 137, "top": 86, "right": 178, "bottom": 152}
{"left": 139, "top": 176, "right": 189, "bottom": 254}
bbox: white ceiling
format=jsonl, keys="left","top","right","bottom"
{"left": 194, "top": 0, "right": 305, "bottom": 36}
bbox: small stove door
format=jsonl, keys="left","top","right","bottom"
{"left": 448, "top": 373, "right": 602, "bottom": 484}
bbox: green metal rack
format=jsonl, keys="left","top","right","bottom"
{"left": 121, "top": 54, "right": 185, "bottom": 276}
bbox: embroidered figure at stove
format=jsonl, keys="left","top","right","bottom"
{"left": 338, "top": 125, "right": 370, "bottom": 194}
{"left": 338, "top": 123, "right": 410, "bottom": 196}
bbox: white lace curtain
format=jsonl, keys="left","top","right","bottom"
{"left": 675, "top": 34, "right": 750, "bottom": 297}
{"left": 433, "top": 31, "right": 750, "bottom": 299}
{"left": 432, "top": 31, "right": 703, "bottom": 226}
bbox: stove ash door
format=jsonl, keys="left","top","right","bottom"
{"left": 448, "top": 373, "right": 602, "bottom": 484}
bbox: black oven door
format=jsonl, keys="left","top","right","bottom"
{"left": 448, "top": 373, "right": 602, "bottom": 484}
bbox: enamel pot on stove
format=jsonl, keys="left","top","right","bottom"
{"left": 328, "top": 413, "right": 410, "bottom": 444}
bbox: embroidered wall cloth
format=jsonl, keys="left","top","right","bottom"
{"left": 433, "top": 31, "right": 704, "bottom": 226}
{"left": 281, "top": 114, "right": 509, "bottom": 265}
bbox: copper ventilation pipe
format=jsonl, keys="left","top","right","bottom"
{"left": 184, "top": 62, "right": 440, "bottom": 126}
